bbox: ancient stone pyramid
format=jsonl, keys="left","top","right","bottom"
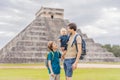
{"left": 0, "top": 7, "right": 118, "bottom": 63}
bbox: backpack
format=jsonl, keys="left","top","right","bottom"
{"left": 71, "top": 34, "right": 86, "bottom": 60}
{"left": 45, "top": 51, "right": 54, "bottom": 68}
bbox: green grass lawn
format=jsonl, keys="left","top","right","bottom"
{"left": 0, "top": 68, "right": 120, "bottom": 80}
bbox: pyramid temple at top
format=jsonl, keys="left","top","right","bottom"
{"left": 0, "top": 7, "right": 119, "bottom": 63}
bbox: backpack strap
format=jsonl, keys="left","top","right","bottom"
{"left": 56, "top": 50, "right": 62, "bottom": 58}
{"left": 48, "top": 50, "right": 61, "bottom": 59}
{"left": 46, "top": 51, "right": 54, "bottom": 60}
{"left": 50, "top": 51, "right": 54, "bottom": 60}
{"left": 71, "top": 34, "right": 81, "bottom": 52}
{"left": 71, "top": 34, "right": 79, "bottom": 47}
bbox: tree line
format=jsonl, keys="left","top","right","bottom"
{"left": 102, "top": 44, "right": 120, "bottom": 57}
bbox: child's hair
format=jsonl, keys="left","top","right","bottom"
{"left": 60, "top": 28, "right": 67, "bottom": 35}
{"left": 47, "top": 41, "right": 54, "bottom": 51}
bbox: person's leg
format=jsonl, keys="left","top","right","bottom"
{"left": 61, "top": 47, "right": 65, "bottom": 52}
{"left": 50, "top": 74, "right": 55, "bottom": 80}
{"left": 66, "top": 77, "right": 72, "bottom": 80}
{"left": 65, "top": 58, "right": 76, "bottom": 80}
{"left": 55, "top": 74, "right": 60, "bottom": 80}
{"left": 63, "top": 60, "right": 67, "bottom": 80}
{"left": 66, "top": 65, "right": 73, "bottom": 80}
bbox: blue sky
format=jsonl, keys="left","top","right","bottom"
{"left": 0, "top": 0, "right": 120, "bottom": 49}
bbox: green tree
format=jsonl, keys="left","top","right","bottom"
{"left": 102, "top": 44, "right": 120, "bottom": 57}
{"left": 111, "top": 45, "right": 120, "bottom": 57}
{"left": 102, "top": 44, "right": 112, "bottom": 52}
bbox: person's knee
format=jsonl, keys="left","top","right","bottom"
{"left": 66, "top": 77, "right": 72, "bottom": 80}
{"left": 56, "top": 75, "right": 60, "bottom": 80}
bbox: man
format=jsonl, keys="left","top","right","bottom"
{"left": 63, "top": 23, "right": 82, "bottom": 80}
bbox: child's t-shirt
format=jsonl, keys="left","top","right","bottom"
{"left": 47, "top": 51, "right": 61, "bottom": 74}
{"left": 59, "top": 35, "right": 69, "bottom": 47}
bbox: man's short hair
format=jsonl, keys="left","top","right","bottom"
{"left": 68, "top": 23, "right": 77, "bottom": 31}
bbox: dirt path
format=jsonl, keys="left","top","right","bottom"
{"left": 77, "top": 63, "right": 120, "bottom": 68}
{"left": 0, "top": 63, "right": 120, "bottom": 69}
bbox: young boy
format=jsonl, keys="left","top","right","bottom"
{"left": 47, "top": 41, "right": 61, "bottom": 80}
{"left": 58, "top": 28, "right": 69, "bottom": 59}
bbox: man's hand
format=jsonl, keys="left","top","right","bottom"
{"left": 61, "top": 55, "right": 65, "bottom": 61}
{"left": 72, "top": 62, "right": 77, "bottom": 70}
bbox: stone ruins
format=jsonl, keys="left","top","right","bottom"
{"left": 0, "top": 7, "right": 119, "bottom": 63}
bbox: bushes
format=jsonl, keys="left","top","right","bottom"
{"left": 102, "top": 44, "right": 120, "bottom": 57}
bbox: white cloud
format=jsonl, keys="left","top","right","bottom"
{"left": 42, "top": 2, "right": 62, "bottom": 8}
{"left": 81, "top": 25, "right": 108, "bottom": 37}
{"left": 81, "top": 7, "right": 120, "bottom": 45}
{"left": 0, "top": 22, "right": 9, "bottom": 25}
{"left": 0, "top": 31, "right": 16, "bottom": 37}
{"left": 82, "top": 7, "right": 120, "bottom": 33}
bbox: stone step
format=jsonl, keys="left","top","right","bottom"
{"left": 0, "top": 57, "right": 45, "bottom": 63}
{"left": 85, "top": 54, "right": 114, "bottom": 57}
{"left": 82, "top": 58, "right": 116, "bottom": 62}
{"left": 84, "top": 38, "right": 94, "bottom": 43}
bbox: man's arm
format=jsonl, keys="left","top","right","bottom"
{"left": 72, "top": 35, "right": 82, "bottom": 70}
{"left": 75, "top": 43, "right": 82, "bottom": 63}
